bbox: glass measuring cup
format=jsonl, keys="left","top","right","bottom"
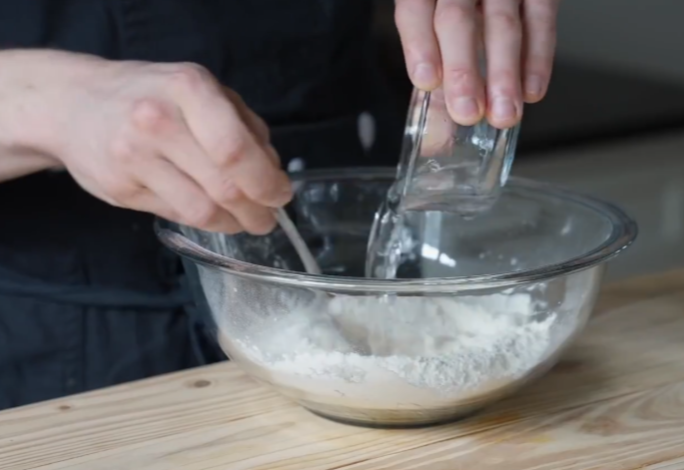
{"left": 365, "top": 87, "right": 521, "bottom": 278}
{"left": 395, "top": 86, "right": 521, "bottom": 215}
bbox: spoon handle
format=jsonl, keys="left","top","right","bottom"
{"left": 274, "top": 207, "right": 321, "bottom": 275}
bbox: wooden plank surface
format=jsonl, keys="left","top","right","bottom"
{"left": 1, "top": 270, "right": 684, "bottom": 470}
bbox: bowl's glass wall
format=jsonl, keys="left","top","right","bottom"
{"left": 168, "top": 172, "right": 614, "bottom": 425}
{"left": 183, "top": 174, "right": 615, "bottom": 280}
{"left": 196, "top": 258, "right": 601, "bottom": 425}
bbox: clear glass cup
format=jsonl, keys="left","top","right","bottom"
{"left": 395, "top": 87, "right": 521, "bottom": 216}
{"left": 365, "top": 87, "right": 522, "bottom": 278}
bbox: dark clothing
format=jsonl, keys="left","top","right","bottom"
{"left": 0, "top": 0, "right": 401, "bottom": 409}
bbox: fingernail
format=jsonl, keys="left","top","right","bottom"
{"left": 525, "top": 75, "right": 543, "bottom": 97}
{"left": 452, "top": 97, "right": 480, "bottom": 121}
{"left": 413, "top": 63, "right": 437, "bottom": 88}
{"left": 492, "top": 97, "right": 516, "bottom": 122}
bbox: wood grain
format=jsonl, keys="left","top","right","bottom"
{"left": 1, "top": 271, "right": 684, "bottom": 470}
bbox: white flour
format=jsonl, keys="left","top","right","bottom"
{"left": 235, "top": 290, "right": 573, "bottom": 404}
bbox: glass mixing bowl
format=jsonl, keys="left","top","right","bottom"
{"left": 156, "top": 167, "right": 637, "bottom": 427}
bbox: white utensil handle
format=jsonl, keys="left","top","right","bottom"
{"left": 274, "top": 208, "right": 321, "bottom": 275}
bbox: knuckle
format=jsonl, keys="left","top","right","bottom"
{"left": 109, "top": 134, "right": 139, "bottom": 165}
{"left": 166, "top": 62, "right": 212, "bottom": 92}
{"left": 443, "top": 67, "right": 475, "bottom": 82}
{"left": 248, "top": 217, "right": 277, "bottom": 236}
{"left": 435, "top": 2, "right": 472, "bottom": 29}
{"left": 213, "top": 133, "right": 249, "bottom": 167}
{"left": 130, "top": 98, "right": 175, "bottom": 134}
{"left": 443, "top": 67, "right": 478, "bottom": 93}
{"left": 183, "top": 200, "right": 220, "bottom": 229}
{"left": 100, "top": 175, "right": 140, "bottom": 204}
{"left": 212, "top": 177, "right": 243, "bottom": 205}
{"left": 524, "top": 0, "right": 559, "bottom": 31}
{"left": 488, "top": 69, "right": 519, "bottom": 88}
{"left": 487, "top": 11, "right": 521, "bottom": 32}
{"left": 242, "top": 208, "right": 277, "bottom": 235}
{"left": 250, "top": 177, "right": 285, "bottom": 203}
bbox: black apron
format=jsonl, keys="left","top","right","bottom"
{"left": 0, "top": 0, "right": 402, "bottom": 410}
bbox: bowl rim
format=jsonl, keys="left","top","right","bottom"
{"left": 155, "top": 167, "right": 638, "bottom": 293}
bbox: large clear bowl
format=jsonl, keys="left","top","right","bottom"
{"left": 156, "top": 167, "right": 637, "bottom": 427}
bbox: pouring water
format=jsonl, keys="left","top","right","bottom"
{"left": 365, "top": 87, "right": 521, "bottom": 279}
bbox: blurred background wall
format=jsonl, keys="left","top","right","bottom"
{"left": 557, "top": 0, "right": 684, "bottom": 83}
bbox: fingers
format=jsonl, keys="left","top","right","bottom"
{"left": 395, "top": 0, "right": 441, "bottom": 91}
{"left": 209, "top": 186, "right": 278, "bottom": 235}
{"left": 148, "top": 114, "right": 278, "bottom": 235}
{"left": 398, "top": 0, "right": 559, "bottom": 127}
{"left": 133, "top": 156, "right": 243, "bottom": 233}
{"left": 222, "top": 86, "right": 280, "bottom": 166}
{"left": 522, "top": 0, "right": 560, "bottom": 103}
{"left": 170, "top": 67, "right": 292, "bottom": 208}
{"left": 128, "top": 191, "right": 181, "bottom": 226}
{"left": 126, "top": 188, "right": 226, "bottom": 235}
{"left": 128, "top": 91, "right": 279, "bottom": 234}
{"left": 434, "top": 0, "right": 485, "bottom": 126}
{"left": 483, "top": 0, "right": 524, "bottom": 129}
{"left": 222, "top": 86, "right": 272, "bottom": 145}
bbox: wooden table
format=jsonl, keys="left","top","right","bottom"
{"left": 2, "top": 270, "right": 684, "bottom": 470}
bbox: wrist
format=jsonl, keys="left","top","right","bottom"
{"left": 0, "top": 49, "right": 108, "bottom": 159}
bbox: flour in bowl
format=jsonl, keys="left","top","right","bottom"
{"left": 234, "top": 290, "right": 573, "bottom": 403}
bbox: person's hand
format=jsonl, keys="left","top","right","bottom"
{"left": 395, "top": 0, "right": 561, "bottom": 129}
{"left": 6, "top": 50, "right": 290, "bottom": 234}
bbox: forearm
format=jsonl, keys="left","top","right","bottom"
{"left": 0, "top": 49, "right": 98, "bottom": 182}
